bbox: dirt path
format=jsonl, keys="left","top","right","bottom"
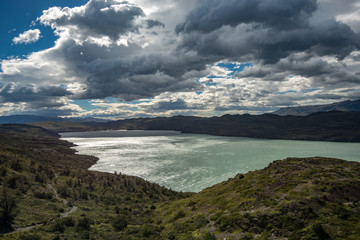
{"left": 62, "top": 206, "right": 78, "bottom": 218}
{"left": 47, "top": 183, "right": 78, "bottom": 218}
{"left": 47, "top": 183, "right": 67, "bottom": 204}
{"left": 5, "top": 183, "right": 78, "bottom": 235}
{"left": 6, "top": 224, "right": 42, "bottom": 234}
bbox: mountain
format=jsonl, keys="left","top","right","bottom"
{"left": 1, "top": 124, "right": 360, "bottom": 239}
{"left": 74, "top": 111, "right": 360, "bottom": 142}
{"left": 0, "top": 115, "right": 108, "bottom": 124}
{"left": 0, "top": 115, "right": 66, "bottom": 124}
{"left": 32, "top": 111, "right": 360, "bottom": 142}
{"left": 273, "top": 99, "right": 360, "bottom": 116}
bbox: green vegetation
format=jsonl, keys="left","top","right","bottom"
{"left": 0, "top": 124, "right": 188, "bottom": 239}
{"left": 0, "top": 124, "right": 359, "bottom": 239}
{"left": 153, "top": 157, "right": 360, "bottom": 239}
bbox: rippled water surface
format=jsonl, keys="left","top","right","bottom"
{"left": 61, "top": 130, "right": 360, "bottom": 192}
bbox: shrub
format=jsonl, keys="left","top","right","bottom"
{"left": 141, "top": 224, "right": 152, "bottom": 238}
{"left": 0, "top": 186, "right": 16, "bottom": 233}
{"left": 62, "top": 216, "right": 75, "bottom": 227}
{"left": 172, "top": 210, "right": 186, "bottom": 221}
{"left": 19, "top": 233, "right": 42, "bottom": 240}
{"left": 7, "top": 177, "right": 17, "bottom": 189}
{"left": 202, "top": 231, "right": 216, "bottom": 240}
{"left": 312, "top": 223, "right": 330, "bottom": 239}
{"left": 0, "top": 166, "right": 7, "bottom": 177}
{"left": 10, "top": 160, "right": 22, "bottom": 172}
{"left": 194, "top": 214, "right": 209, "bottom": 229}
{"left": 76, "top": 216, "right": 92, "bottom": 230}
{"left": 112, "top": 216, "right": 128, "bottom": 231}
{"left": 51, "top": 221, "right": 65, "bottom": 233}
{"left": 34, "top": 191, "right": 52, "bottom": 200}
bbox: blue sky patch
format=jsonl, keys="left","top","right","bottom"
{"left": 0, "top": 0, "right": 88, "bottom": 60}
{"left": 129, "top": 99, "right": 153, "bottom": 104}
{"left": 72, "top": 99, "right": 103, "bottom": 111}
{"left": 302, "top": 88, "right": 320, "bottom": 93}
{"left": 206, "top": 82, "right": 218, "bottom": 87}
{"left": 207, "top": 75, "right": 224, "bottom": 79}
{"left": 274, "top": 90, "right": 297, "bottom": 95}
{"left": 217, "top": 62, "right": 253, "bottom": 76}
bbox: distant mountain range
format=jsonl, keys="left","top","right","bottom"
{"left": 1, "top": 99, "right": 358, "bottom": 124}
{"left": 2, "top": 99, "right": 360, "bottom": 142}
{"left": 0, "top": 115, "right": 107, "bottom": 124}
{"left": 31, "top": 111, "right": 360, "bottom": 142}
{"left": 273, "top": 99, "right": 360, "bottom": 116}
{"left": 95, "top": 111, "right": 360, "bottom": 142}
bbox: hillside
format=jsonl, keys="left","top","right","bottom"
{"left": 154, "top": 157, "right": 360, "bottom": 239}
{"left": 0, "top": 124, "right": 360, "bottom": 239}
{"left": 77, "top": 111, "right": 360, "bottom": 142}
{"left": 273, "top": 99, "right": 360, "bottom": 116}
{"left": 0, "top": 115, "right": 66, "bottom": 124}
{"left": 0, "top": 124, "right": 188, "bottom": 239}
{"left": 0, "top": 115, "right": 107, "bottom": 125}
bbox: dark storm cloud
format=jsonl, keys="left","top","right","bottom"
{"left": 0, "top": 83, "right": 71, "bottom": 107}
{"left": 176, "top": 0, "right": 360, "bottom": 63}
{"left": 146, "top": 19, "right": 165, "bottom": 29}
{"left": 154, "top": 99, "right": 189, "bottom": 111}
{"left": 39, "top": 0, "right": 145, "bottom": 40}
{"left": 80, "top": 65, "right": 202, "bottom": 101}
{"left": 69, "top": 49, "right": 207, "bottom": 100}
{"left": 176, "top": 0, "right": 318, "bottom": 33}
{"left": 237, "top": 53, "right": 360, "bottom": 85}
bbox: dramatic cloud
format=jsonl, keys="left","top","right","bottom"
{"left": 12, "top": 29, "right": 41, "bottom": 44}
{"left": 39, "top": 0, "right": 145, "bottom": 41}
{"left": 1, "top": 0, "right": 360, "bottom": 118}
{"left": 0, "top": 83, "right": 71, "bottom": 108}
{"left": 177, "top": 0, "right": 360, "bottom": 63}
{"left": 176, "top": 0, "right": 318, "bottom": 33}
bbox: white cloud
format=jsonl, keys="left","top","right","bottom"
{"left": 12, "top": 29, "right": 41, "bottom": 44}
{"left": 1, "top": 0, "right": 360, "bottom": 118}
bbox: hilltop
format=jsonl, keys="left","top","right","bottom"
{"left": 273, "top": 99, "right": 360, "bottom": 116}
{"left": 0, "top": 124, "right": 360, "bottom": 239}
{"left": 0, "top": 115, "right": 107, "bottom": 125}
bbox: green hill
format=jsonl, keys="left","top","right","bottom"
{"left": 0, "top": 124, "right": 188, "bottom": 239}
{"left": 154, "top": 157, "right": 360, "bottom": 239}
{"left": 0, "top": 124, "right": 359, "bottom": 239}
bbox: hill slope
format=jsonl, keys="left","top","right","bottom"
{"left": 1, "top": 125, "right": 359, "bottom": 239}
{"left": 0, "top": 115, "right": 107, "bottom": 124}
{"left": 273, "top": 99, "right": 360, "bottom": 116}
{"left": 155, "top": 157, "right": 360, "bottom": 239}
{"left": 0, "top": 124, "right": 188, "bottom": 239}
{"left": 82, "top": 111, "right": 360, "bottom": 142}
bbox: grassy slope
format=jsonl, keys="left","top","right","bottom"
{"left": 0, "top": 124, "right": 359, "bottom": 239}
{"left": 0, "top": 124, "right": 189, "bottom": 240}
{"left": 154, "top": 158, "right": 360, "bottom": 240}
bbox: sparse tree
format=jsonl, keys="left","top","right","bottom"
{"left": 0, "top": 184, "right": 17, "bottom": 233}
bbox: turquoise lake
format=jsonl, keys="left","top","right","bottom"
{"left": 61, "top": 130, "right": 360, "bottom": 192}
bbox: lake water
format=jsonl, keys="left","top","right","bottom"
{"left": 61, "top": 130, "right": 360, "bottom": 192}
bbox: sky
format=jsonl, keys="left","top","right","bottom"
{"left": 0, "top": 0, "right": 360, "bottom": 119}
